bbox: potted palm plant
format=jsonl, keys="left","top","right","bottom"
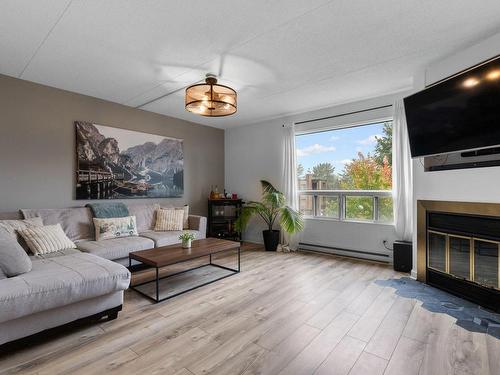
{"left": 235, "top": 180, "right": 304, "bottom": 251}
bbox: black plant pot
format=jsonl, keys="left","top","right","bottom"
{"left": 262, "top": 230, "right": 280, "bottom": 251}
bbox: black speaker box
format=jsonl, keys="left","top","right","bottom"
{"left": 393, "top": 241, "right": 412, "bottom": 272}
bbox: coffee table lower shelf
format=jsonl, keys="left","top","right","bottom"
{"left": 129, "top": 247, "right": 240, "bottom": 303}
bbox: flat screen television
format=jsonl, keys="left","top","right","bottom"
{"left": 404, "top": 57, "right": 500, "bottom": 158}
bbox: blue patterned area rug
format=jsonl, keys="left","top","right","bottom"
{"left": 375, "top": 277, "right": 500, "bottom": 339}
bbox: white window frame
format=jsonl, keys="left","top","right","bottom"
{"left": 296, "top": 117, "right": 394, "bottom": 224}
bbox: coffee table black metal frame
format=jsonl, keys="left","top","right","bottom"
{"left": 129, "top": 246, "right": 240, "bottom": 303}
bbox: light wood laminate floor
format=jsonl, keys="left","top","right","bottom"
{"left": 1, "top": 244, "right": 499, "bottom": 375}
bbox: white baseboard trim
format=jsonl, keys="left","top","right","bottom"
{"left": 241, "top": 235, "right": 263, "bottom": 245}
{"left": 299, "top": 242, "right": 391, "bottom": 264}
{"left": 410, "top": 269, "right": 417, "bottom": 279}
{"left": 242, "top": 239, "right": 263, "bottom": 245}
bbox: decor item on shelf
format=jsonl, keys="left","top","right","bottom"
{"left": 185, "top": 74, "right": 237, "bottom": 117}
{"left": 179, "top": 231, "right": 196, "bottom": 249}
{"left": 235, "top": 180, "right": 304, "bottom": 251}
{"left": 75, "top": 121, "right": 183, "bottom": 200}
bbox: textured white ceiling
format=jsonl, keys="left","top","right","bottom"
{"left": 1, "top": 0, "right": 500, "bottom": 128}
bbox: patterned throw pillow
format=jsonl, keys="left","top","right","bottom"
{"left": 93, "top": 216, "right": 138, "bottom": 241}
{"left": 160, "top": 205, "right": 189, "bottom": 229}
{"left": 18, "top": 224, "right": 76, "bottom": 255}
{"left": 155, "top": 208, "right": 184, "bottom": 231}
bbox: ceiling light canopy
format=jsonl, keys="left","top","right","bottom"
{"left": 185, "top": 74, "right": 237, "bottom": 117}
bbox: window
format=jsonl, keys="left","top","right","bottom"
{"left": 296, "top": 121, "right": 393, "bottom": 223}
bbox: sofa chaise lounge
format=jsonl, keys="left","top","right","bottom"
{"left": 0, "top": 203, "right": 207, "bottom": 345}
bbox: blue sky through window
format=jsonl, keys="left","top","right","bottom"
{"left": 295, "top": 122, "right": 385, "bottom": 174}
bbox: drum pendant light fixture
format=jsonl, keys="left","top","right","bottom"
{"left": 185, "top": 74, "right": 237, "bottom": 117}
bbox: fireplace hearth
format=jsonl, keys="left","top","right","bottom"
{"left": 417, "top": 201, "right": 500, "bottom": 313}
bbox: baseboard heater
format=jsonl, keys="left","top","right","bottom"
{"left": 299, "top": 242, "right": 390, "bottom": 263}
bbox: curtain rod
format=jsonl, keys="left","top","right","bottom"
{"left": 288, "top": 104, "right": 392, "bottom": 126}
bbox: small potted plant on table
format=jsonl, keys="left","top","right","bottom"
{"left": 179, "top": 232, "right": 196, "bottom": 249}
{"left": 235, "top": 180, "right": 304, "bottom": 251}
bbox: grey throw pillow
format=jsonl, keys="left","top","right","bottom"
{"left": 0, "top": 229, "right": 32, "bottom": 277}
{"left": 0, "top": 217, "right": 44, "bottom": 251}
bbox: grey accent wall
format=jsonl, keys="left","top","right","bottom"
{"left": 0, "top": 74, "right": 224, "bottom": 215}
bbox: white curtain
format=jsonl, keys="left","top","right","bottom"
{"left": 392, "top": 99, "right": 413, "bottom": 242}
{"left": 279, "top": 123, "right": 300, "bottom": 251}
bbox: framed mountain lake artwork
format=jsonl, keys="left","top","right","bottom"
{"left": 75, "top": 121, "right": 183, "bottom": 199}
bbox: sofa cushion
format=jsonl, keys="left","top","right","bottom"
{"left": 21, "top": 208, "right": 94, "bottom": 242}
{"left": 18, "top": 224, "right": 77, "bottom": 255}
{"left": 0, "top": 217, "right": 44, "bottom": 250}
{"left": 0, "top": 230, "right": 32, "bottom": 277}
{"left": 76, "top": 236, "right": 154, "bottom": 260}
{"left": 188, "top": 215, "right": 207, "bottom": 235}
{"left": 160, "top": 206, "right": 189, "bottom": 229}
{"left": 0, "top": 252, "right": 130, "bottom": 323}
{"left": 127, "top": 204, "right": 160, "bottom": 232}
{"left": 0, "top": 212, "right": 22, "bottom": 220}
{"left": 140, "top": 230, "right": 202, "bottom": 247}
{"left": 93, "top": 216, "right": 138, "bottom": 241}
{"left": 154, "top": 208, "right": 184, "bottom": 231}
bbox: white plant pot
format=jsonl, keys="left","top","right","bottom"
{"left": 182, "top": 239, "right": 192, "bottom": 248}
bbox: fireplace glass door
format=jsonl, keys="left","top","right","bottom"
{"left": 474, "top": 239, "right": 499, "bottom": 290}
{"left": 428, "top": 231, "right": 447, "bottom": 272}
{"left": 428, "top": 230, "right": 499, "bottom": 290}
{"left": 425, "top": 210, "right": 500, "bottom": 312}
{"left": 449, "top": 235, "right": 471, "bottom": 281}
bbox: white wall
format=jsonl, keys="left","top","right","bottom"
{"left": 227, "top": 31, "right": 500, "bottom": 266}
{"left": 410, "top": 32, "right": 500, "bottom": 277}
{"left": 225, "top": 117, "right": 284, "bottom": 244}
{"left": 225, "top": 93, "right": 411, "bottom": 262}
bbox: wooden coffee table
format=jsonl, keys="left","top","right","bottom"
{"left": 129, "top": 238, "right": 240, "bottom": 303}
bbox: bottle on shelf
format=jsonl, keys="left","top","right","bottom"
{"left": 214, "top": 185, "right": 219, "bottom": 199}
{"left": 209, "top": 185, "right": 215, "bottom": 200}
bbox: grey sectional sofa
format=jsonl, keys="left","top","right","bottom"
{"left": 0, "top": 203, "right": 207, "bottom": 345}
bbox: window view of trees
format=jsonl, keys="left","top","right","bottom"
{"left": 297, "top": 121, "right": 393, "bottom": 222}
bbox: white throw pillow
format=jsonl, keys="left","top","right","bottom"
{"left": 18, "top": 224, "right": 76, "bottom": 255}
{"left": 155, "top": 208, "right": 184, "bottom": 231}
{"left": 93, "top": 216, "right": 138, "bottom": 241}
{"left": 160, "top": 205, "right": 189, "bottom": 229}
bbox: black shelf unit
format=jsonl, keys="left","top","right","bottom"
{"left": 208, "top": 199, "right": 243, "bottom": 241}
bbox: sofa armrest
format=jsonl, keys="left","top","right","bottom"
{"left": 188, "top": 215, "right": 207, "bottom": 236}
